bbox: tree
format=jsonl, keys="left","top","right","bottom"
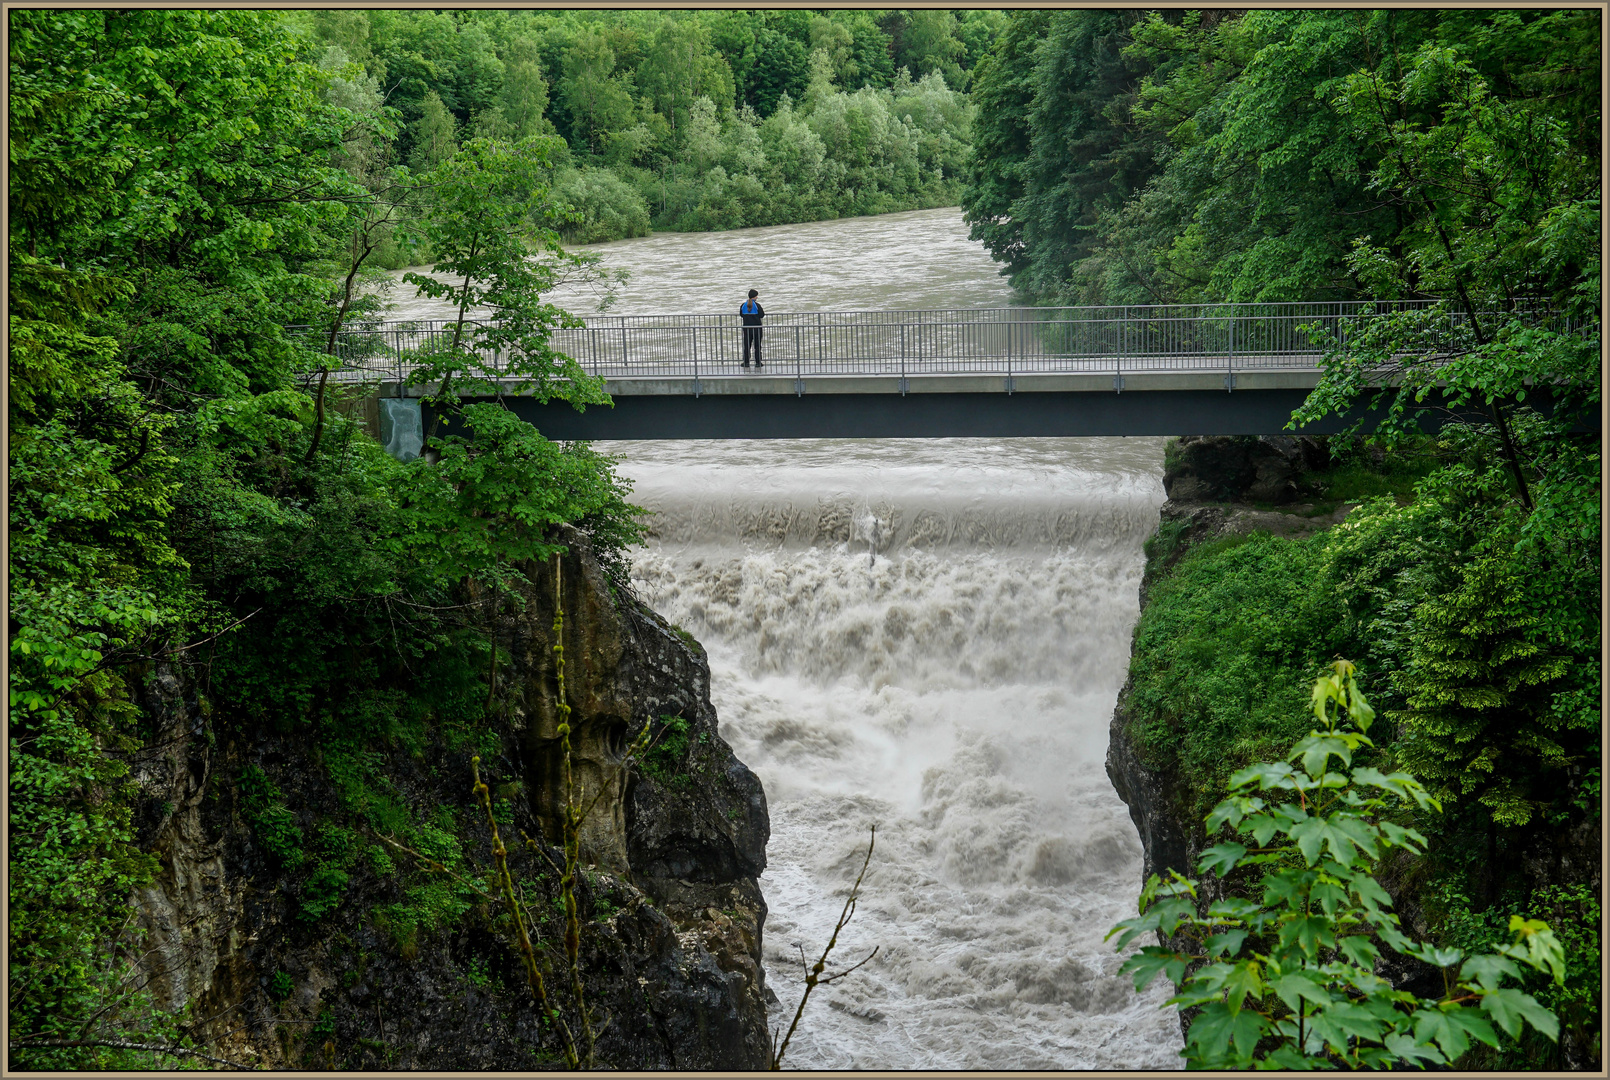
{"left": 409, "top": 90, "right": 459, "bottom": 171}
{"left": 1290, "top": 10, "right": 1600, "bottom": 503}
{"left": 1013, "top": 10, "right": 1163, "bottom": 302}
{"left": 497, "top": 39, "right": 555, "bottom": 140}
{"left": 736, "top": 27, "right": 810, "bottom": 117}
{"left": 8, "top": 10, "right": 368, "bottom": 1066}
{"left": 400, "top": 136, "right": 609, "bottom": 426}
{"left": 898, "top": 10, "right": 966, "bottom": 89}
{"left": 1110, "top": 662, "right": 1565, "bottom": 1069}
{"left": 9, "top": 9, "right": 654, "bottom": 1068}
{"left": 808, "top": 15, "right": 855, "bottom": 87}
{"left": 1392, "top": 546, "right": 1585, "bottom": 827}
{"left": 637, "top": 15, "right": 734, "bottom": 150}
{"left": 559, "top": 31, "right": 635, "bottom": 158}
{"left": 960, "top": 11, "right": 1050, "bottom": 283}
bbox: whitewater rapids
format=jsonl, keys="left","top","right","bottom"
{"left": 609, "top": 436, "right": 1183, "bottom": 1069}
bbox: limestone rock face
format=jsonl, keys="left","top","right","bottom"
{"left": 126, "top": 528, "right": 772, "bottom": 1070}
{"left": 1109, "top": 435, "right": 1442, "bottom": 1042}
{"left": 1162, "top": 434, "right": 1330, "bottom": 505}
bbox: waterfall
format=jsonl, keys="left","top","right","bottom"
{"left": 612, "top": 435, "right": 1185, "bottom": 1069}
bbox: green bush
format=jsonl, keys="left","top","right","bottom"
{"left": 1125, "top": 532, "right": 1344, "bottom": 819}
{"left": 298, "top": 824, "right": 361, "bottom": 923}
{"left": 240, "top": 765, "right": 307, "bottom": 870}
{"left": 553, "top": 166, "right": 652, "bottom": 244}
{"left": 1428, "top": 880, "right": 1602, "bottom": 1068}
{"left": 268, "top": 970, "right": 294, "bottom": 1002}
{"left": 637, "top": 715, "right": 690, "bottom": 785}
{"left": 1111, "top": 663, "right": 1565, "bottom": 1070}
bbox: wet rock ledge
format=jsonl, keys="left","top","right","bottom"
{"left": 1104, "top": 435, "right": 1451, "bottom": 1032}
{"left": 128, "top": 525, "right": 772, "bottom": 1069}
{"left": 1106, "top": 435, "right": 1340, "bottom": 884}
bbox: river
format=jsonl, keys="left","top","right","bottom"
{"left": 393, "top": 208, "right": 1183, "bottom": 1068}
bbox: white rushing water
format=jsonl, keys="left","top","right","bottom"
{"left": 615, "top": 436, "right": 1180, "bottom": 1069}
{"left": 389, "top": 208, "right": 1184, "bottom": 1065}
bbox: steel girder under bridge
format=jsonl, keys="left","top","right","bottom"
{"left": 307, "top": 303, "right": 1591, "bottom": 439}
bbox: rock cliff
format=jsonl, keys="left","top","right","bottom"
{"left": 1105, "top": 435, "right": 1444, "bottom": 1031}
{"left": 1108, "top": 435, "right": 1342, "bottom": 873}
{"left": 126, "top": 526, "right": 772, "bottom": 1069}
{"left": 1107, "top": 437, "right": 1474, "bottom": 1023}
{"left": 1108, "top": 435, "right": 1601, "bottom": 1068}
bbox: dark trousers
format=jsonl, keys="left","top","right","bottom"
{"left": 742, "top": 326, "right": 763, "bottom": 365}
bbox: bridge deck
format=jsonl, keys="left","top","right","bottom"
{"left": 379, "top": 364, "right": 1318, "bottom": 400}
{"left": 322, "top": 304, "right": 1588, "bottom": 442}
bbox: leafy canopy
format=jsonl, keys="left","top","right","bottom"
{"left": 1109, "top": 662, "right": 1564, "bottom": 1070}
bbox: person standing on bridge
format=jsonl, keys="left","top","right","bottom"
{"left": 739, "top": 288, "right": 765, "bottom": 368}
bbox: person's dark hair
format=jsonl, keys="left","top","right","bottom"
{"left": 748, "top": 289, "right": 758, "bottom": 298}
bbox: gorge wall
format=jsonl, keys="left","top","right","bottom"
{"left": 1103, "top": 435, "right": 1449, "bottom": 1017}
{"left": 1106, "top": 434, "right": 1348, "bottom": 896}
{"left": 126, "top": 526, "right": 773, "bottom": 1069}
{"left": 1103, "top": 435, "right": 1602, "bottom": 1069}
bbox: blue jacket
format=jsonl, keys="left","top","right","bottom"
{"left": 739, "top": 300, "right": 764, "bottom": 326}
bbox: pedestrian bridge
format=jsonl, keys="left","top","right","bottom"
{"left": 308, "top": 303, "right": 1583, "bottom": 440}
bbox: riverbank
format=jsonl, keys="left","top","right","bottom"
{"left": 1107, "top": 434, "right": 1602, "bottom": 1070}
{"left": 125, "top": 529, "right": 773, "bottom": 1069}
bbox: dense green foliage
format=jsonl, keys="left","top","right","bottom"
{"left": 8, "top": 10, "right": 642, "bottom": 1068}
{"left": 970, "top": 12, "right": 1601, "bottom": 1066}
{"left": 288, "top": 9, "right": 1002, "bottom": 247}
{"left": 1126, "top": 431, "right": 1600, "bottom": 1068}
{"left": 1113, "top": 663, "right": 1566, "bottom": 1069}
{"left": 963, "top": 9, "right": 1599, "bottom": 308}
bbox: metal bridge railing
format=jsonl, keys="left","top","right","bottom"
{"left": 290, "top": 302, "right": 1592, "bottom": 387}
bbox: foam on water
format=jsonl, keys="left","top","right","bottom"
{"left": 611, "top": 436, "right": 1184, "bottom": 1069}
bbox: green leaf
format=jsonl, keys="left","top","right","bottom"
{"left": 1245, "top": 813, "right": 1283, "bottom": 847}
{"left": 1503, "top": 917, "right": 1567, "bottom": 984}
{"left": 1264, "top": 1043, "right": 1321, "bottom": 1069}
{"left": 1344, "top": 869, "right": 1393, "bottom": 913}
{"left": 1382, "top": 1031, "right": 1446, "bottom": 1066}
{"left": 1205, "top": 929, "right": 1249, "bottom": 958}
{"left": 1260, "top": 867, "right": 1314, "bottom": 908}
{"left": 1309, "top": 878, "right": 1348, "bottom": 917}
{"left": 1457, "top": 952, "right": 1521, "bottom": 992}
{"left": 1269, "top": 970, "right": 1334, "bottom": 1015}
{"left": 1277, "top": 914, "right": 1334, "bottom": 958}
{"left": 1403, "top": 941, "right": 1464, "bottom": 969}
{"left": 1222, "top": 959, "right": 1264, "bottom": 1015}
{"left": 1288, "top": 812, "right": 1377, "bottom": 867}
{"left": 1206, "top": 896, "right": 1262, "bottom": 920}
{"left": 1415, "top": 1003, "right": 1499, "bottom": 1059}
{"left": 1307, "top": 999, "right": 1386, "bottom": 1056}
{"left": 1336, "top": 934, "right": 1381, "bottom": 969}
{"left": 1480, "top": 989, "right": 1559, "bottom": 1042}
{"left": 1197, "top": 842, "right": 1247, "bottom": 878}
{"left": 1186, "top": 1001, "right": 1269, "bottom": 1065}
{"left": 1118, "top": 946, "right": 1190, "bottom": 991}
{"left": 1292, "top": 732, "right": 1353, "bottom": 777}
{"left": 1105, "top": 906, "right": 1162, "bottom": 951}
{"left": 1229, "top": 760, "right": 1299, "bottom": 791}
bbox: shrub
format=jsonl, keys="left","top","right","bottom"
{"left": 1109, "top": 662, "right": 1564, "bottom": 1069}
{"left": 552, "top": 166, "right": 652, "bottom": 244}
{"left": 240, "top": 765, "right": 307, "bottom": 870}
{"left": 638, "top": 715, "right": 690, "bottom": 784}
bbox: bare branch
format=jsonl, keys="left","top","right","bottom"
{"left": 770, "top": 825, "right": 877, "bottom": 1070}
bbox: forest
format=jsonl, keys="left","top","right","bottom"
{"left": 961, "top": 8, "right": 1601, "bottom": 1070}
{"left": 289, "top": 8, "right": 1001, "bottom": 248}
{"left": 8, "top": 5, "right": 1602, "bottom": 1072}
{"left": 9, "top": 8, "right": 1007, "bottom": 1067}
